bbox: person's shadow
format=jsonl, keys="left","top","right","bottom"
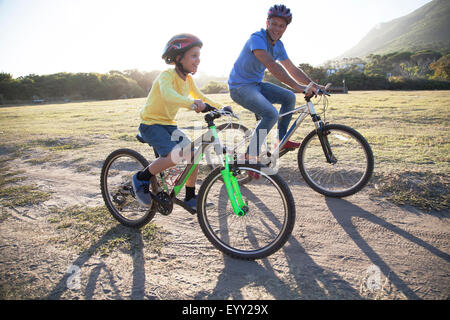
{"left": 47, "top": 224, "right": 147, "bottom": 300}
{"left": 325, "top": 197, "right": 450, "bottom": 300}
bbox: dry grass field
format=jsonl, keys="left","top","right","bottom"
{"left": 0, "top": 90, "right": 448, "bottom": 300}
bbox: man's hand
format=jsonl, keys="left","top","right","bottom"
{"left": 193, "top": 99, "right": 206, "bottom": 113}
{"left": 303, "top": 82, "right": 318, "bottom": 97}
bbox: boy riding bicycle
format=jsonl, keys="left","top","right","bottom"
{"left": 229, "top": 4, "right": 325, "bottom": 159}
{"left": 132, "top": 34, "right": 223, "bottom": 210}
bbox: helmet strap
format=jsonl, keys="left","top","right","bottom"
{"left": 175, "top": 52, "right": 190, "bottom": 76}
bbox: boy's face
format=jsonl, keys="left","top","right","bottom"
{"left": 266, "top": 16, "right": 287, "bottom": 42}
{"left": 178, "top": 46, "right": 201, "bottom": 75}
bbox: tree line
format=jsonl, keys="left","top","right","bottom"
{"left": 265, "top": 50, "right": 450, "bottom": 91}
{"left": 0, "top": 69, "right": 160, "bottom": 103}
{"left": 1, "top": 50, "right": 449, "bottom": 103}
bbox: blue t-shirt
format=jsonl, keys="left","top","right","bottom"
{"left": 228, "top": 29, "right": 289, "bottom": 89}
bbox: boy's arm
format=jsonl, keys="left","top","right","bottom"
{"left": 188, "top": 77, "right": 223, "bottom": 109}
{"left": 159, "top": 71, "right": 195, "bottom": 108}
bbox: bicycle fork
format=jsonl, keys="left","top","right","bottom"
{"left": 221, "top": 154, "right": 248, "bottom": 216}
{"left": 308, "top": 101, "right": 337, "bottom": 165}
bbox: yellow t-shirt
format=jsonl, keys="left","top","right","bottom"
{"left": 140, "top": 68, "right": 223, "bottom": 126}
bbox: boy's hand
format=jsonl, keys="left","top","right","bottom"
{"left": 193, "top": 99, "right": 206, "bottom": 113}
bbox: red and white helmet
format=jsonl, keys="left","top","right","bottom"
{"left": 162, "top": 33, "right": 203, "bottom": 65}
{"left": 267, "top": 4, "right": 292, "bottom": 25}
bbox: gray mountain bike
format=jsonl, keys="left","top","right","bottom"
{"left": 207, "top": 83, "right": 374, "bottom": 198}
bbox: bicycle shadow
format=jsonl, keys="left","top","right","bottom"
{"left": 194, "top": 234, "right": 361, "bottom": 300}
{"left": 194, "top": 183, "right": 360, "bottom": 300}
{"left": 47, "top": 224, "right": 147, "bottom": 300}
{"left": 325, "top": 197, "right": 450, "bottom": 300}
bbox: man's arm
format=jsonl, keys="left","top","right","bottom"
{"left": 279, "top": 58, "right": 316, "bottom": 86}
{"left": 253, "top": 49, "right": 307, "bottom": 93}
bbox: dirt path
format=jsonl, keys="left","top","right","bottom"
{"left": 0, "top": 157, "right": 449, "bottom": 300}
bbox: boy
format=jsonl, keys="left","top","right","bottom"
{"left": 132, "top": 34, "right": 223, "bottom": 211}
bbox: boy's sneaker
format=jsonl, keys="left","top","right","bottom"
{"left": 184, "top": 195, "right": 213, "bottom": 213}
{"left": 132, "top": 173, "right": 152, "bottom": 207}
{"left": 184, "top": 195, "right": 197, "bottom": 210}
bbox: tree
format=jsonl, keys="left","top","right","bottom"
{"left": 429, "top": 54, "right": 450, "bottom": 80}
{"left": 201, "top": 81, "right": 228, "bottom": 94}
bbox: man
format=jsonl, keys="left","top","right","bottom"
{"left": 228, "top": 4, "right": 325, "bottom": 158}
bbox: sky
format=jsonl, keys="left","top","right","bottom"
{"left": 0, "top": 0, "right": 434, "bottom": 78}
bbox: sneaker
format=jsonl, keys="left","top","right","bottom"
{"left": 132, "top": 173, "right": 152, "bottom": 207}
{"left": 184, "top": 195, "right": 198, "bottom": 212}
{"left": 248, "top": 170, "right": 260, "bottom": 180}
{"left": 239, "top": 154, "right": 260, "bottom": 180}
{"left": 281, "top": 140, "right": 300, "bottom": 150}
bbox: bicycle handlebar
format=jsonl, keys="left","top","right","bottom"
{"left": 304, "top": 82, "right": 332, "bottom": 98}
{"left": 190, "top": 103, "right": 239, "bottom": 119}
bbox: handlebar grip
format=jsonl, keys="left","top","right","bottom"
{"left": 202, "top": 103, "right": 216, "bottom": 113}
{"left": 303, "top": 82, "right": 314, "bottom": 94}
{"left": 190, "top": 103, "right": 217, "bottom": 113}
{"left": 222, "top": 106, "right": 233, "bottom": 114}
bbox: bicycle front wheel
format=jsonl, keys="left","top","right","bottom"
{"left": 298, "top": 124, "right": 374, "bottom": 197}
{"left": 197, "top": 164, "right": 295, "bottom": 260}
{"left": 100, "top": 148, "right": 155, "bottom": 228}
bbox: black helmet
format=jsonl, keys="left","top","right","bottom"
{"left": 162, "top": 33, "right": 203, "bottom": 65}
{"left": 267, "top": 4, "right": 292, "bottom": 25}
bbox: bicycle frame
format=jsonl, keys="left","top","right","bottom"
{"left": 164, "top": 123, "right": 247, "bottom": 216}
{"left": 244, "top": 96, "right": 336, "bottom": 164}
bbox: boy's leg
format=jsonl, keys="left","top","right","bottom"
{"left": 133, "top": 124, "right": 180, "bottom": 207}
{"left": 185, "top": 165, "right": 198, "bottom": 188}
{"left": 147, "top": 155, "right": 176, "bottom": 175}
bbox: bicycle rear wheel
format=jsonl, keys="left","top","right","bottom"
{"left": 298, "top": 124, "right": 374, "bottom": 197}
{"left": 197, "top": 164, "right": 295, "bottom": 260}
{"left": 100, "top": 148, "right": 155, "bottom": 228}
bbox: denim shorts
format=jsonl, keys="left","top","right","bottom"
{"left": 139, "top": 123, "right": 191, "bottom": 158}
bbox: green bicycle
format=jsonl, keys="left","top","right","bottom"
{"left": 100, "top": 105, "right": 296, "bottom": 260}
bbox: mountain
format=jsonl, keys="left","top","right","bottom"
{"left": 340, "top": 0, "right": 450, "bottom": 59}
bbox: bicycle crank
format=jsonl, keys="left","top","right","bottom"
{"left": 151, "top": 191, "right": 173, "bottom": 216}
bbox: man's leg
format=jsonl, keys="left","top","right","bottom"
{"left": 260, "top": 82, "right": 296, "bottom": 141}
{"left": 230, "top": 84, "right": 278, "bottom": 157}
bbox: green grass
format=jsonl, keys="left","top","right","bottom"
{"left": 0, "top": 156, "right": 51, "bottom": 207}
{"left": 0, "top": 91, "right": 449, "bottom": 212}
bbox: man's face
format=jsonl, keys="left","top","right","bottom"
{"left": 266, "top": 16, "right": 287, "bottom": 42}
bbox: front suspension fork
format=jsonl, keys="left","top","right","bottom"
{"left": 313, "top": 116, "right": 337, "bottom": 164}
{"left": 220, "top": 153, "right": 247, "bottom": 216}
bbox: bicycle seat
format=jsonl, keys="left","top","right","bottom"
{"left": 136, "top": 133, "right": 146, "bottom": 144}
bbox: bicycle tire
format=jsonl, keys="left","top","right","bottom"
{"left": 197, "top": 164, "right": 296, "bottom": 260}
{"left": 297, "top": 124, "right": 374, "bottom": 197}
{"left": 100, "top": 148, "right": 155, "bottom": 228}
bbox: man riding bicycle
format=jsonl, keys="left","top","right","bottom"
{"left": 228, "top": 4, "right": 326, "bottom": 159}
